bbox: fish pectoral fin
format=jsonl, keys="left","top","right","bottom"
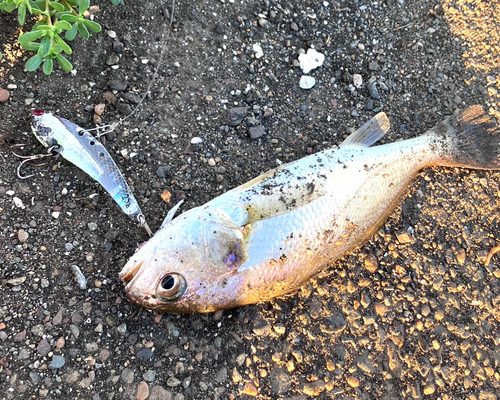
{"left": 340, "top": 112, "right": 390, "bottom": 147}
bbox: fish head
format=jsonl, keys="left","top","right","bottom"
{"left": 120, "top": 208, "right": 250, "bottom": 313}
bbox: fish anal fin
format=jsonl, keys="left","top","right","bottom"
{"left": 341, "top": 112, "right": 390, "bottom": 147}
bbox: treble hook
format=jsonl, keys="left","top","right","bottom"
{"left": 12, "top": 145, "right": 61, "bottom": 179}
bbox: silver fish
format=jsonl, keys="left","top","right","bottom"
{"left": 120, "top": 105, "right": 500, "bottom": 313}
{"left": 31, "top": 109, "right": 152, "bottom": 236}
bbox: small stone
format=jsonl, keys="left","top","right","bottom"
{"left": 242, "top": 382, "right": 258, "bottom": 396}
{"left": 320, "top": 313, "right": 347, "bottom": 334}
{"left": 228, "top": 107, "right": 248, "bottom": 126}
{"left": 150, "top": 386, "right": 172, "bottom": 400}
{"left": 121, "top": 368, "right": 135, "bottom": 384}
{"left": 143, "top": 370, "right": 156, "bottom": 382}
{"left": 108, "top": 79, "right": 127, "bottom": 91}
{"left": 298, "top": 48, "right": 325, "bottom": 73}
{"left": 396, "top": 230, "right": 413, "bottom": 244}
{"left": 374, "top": 303, "right": 388, "bottom": 316}
{"left": 353, "top": 74, "right": 363, "bottom": 88}
{"left": 18, "top": 348, "right": 30, "bottom": 359}
{"left": 113, "top": 41, "right": 124, "bottom": 53}
{"left": 215, "top": 367, "right": 228, "bottom": 383}
{"left": 253, "top": 317, "right": 271, "bottom": 336}
{"left": 208, "top": 158, "right": 216, "bottom": 167}
{"left": 103, "top": 91, "right": 117, "bottom": 103}
{"left": 136, "top": 381, "right": 150, "bottom": 400}
{"left": 364, "top": 253, "right": 378, "bottom": 272}
{"left": 166, "top": 377, "right": 181, "bottom": 387}
{"left": 249, "top": 125, "right": 265, "bottom": 140}
{"left": 347, "top": 376, "right": 359, "bottom": 387}
{"left": 56, "top": 337, "right": 65, "bottom": 349}
{"left": 368, "top": 61, "right": 379, "bottom": 71}
{"left": 299, "top": 76, "right": 316, "bottom": 89}
{"left": 0, "top": 88, "right": 10, "bottom": 102}
{"left": 49, "top": 355, "right": 65, "bottom": 369}
{"left": 115, "top": 103, "right": 132, "bottom": 115}
{"left": 94, "top": 104, "right": 105, "bottom": 115}
{"left": 423, "top": 384, "right": 435, "bottom": 395}
{"left": 16, "top": 229, "right": 29, "bottom": 243}
{"left": 107, "top": 30, "right": 117, "bottom": 38}
{"left": 37, "top": 339, "right": 52, "bottom": 356}
{"left": 291, "top": 21, "right": 299, "bottom": 31}
{"left": 137, "top": 348, "right": 154, "bottom": 360}
{"left": 366, "top": 82, "right": 380, "bottom": 99}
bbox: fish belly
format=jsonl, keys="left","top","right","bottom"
{"left": 225, "top": 137, "right": 434, "bottom": 303}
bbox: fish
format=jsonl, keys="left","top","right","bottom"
{"left": 31, "top": 109, "right": 152, "bottom": 236}
{"left": 120, "top": 105, "right": 500, "bottom": 313}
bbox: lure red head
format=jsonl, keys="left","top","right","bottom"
{"left": 33, "top": 109, "right": 44, "bottom": 116}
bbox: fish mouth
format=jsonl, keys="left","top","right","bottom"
{"left": 119, "top": 259, "right": 143, "bottom": 282}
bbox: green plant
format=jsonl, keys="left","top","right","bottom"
{"left": 0, "top": 0, "right": 106, "bottom": 74}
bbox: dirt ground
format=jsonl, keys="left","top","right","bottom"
{"left": 1, "top": 0, "right": 500, "bottom": 399}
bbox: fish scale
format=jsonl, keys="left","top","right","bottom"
{"left": 120, "top": 105, "right": 500, "bottom": 313}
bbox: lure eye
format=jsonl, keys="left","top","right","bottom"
{"left": 156, "top": 273, "right": 186, "bottom": 302}
{"left": 33, "top": 109, "right": 44, "bottom": 116}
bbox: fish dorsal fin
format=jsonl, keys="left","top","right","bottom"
{"left": 161, "top": 200, "right": 184, "bottom": 229}
{"left": 340, "top": 112, "right": 390, "bottom": 147}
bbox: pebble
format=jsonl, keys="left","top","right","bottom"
{"left": 368, "top": 61, "right": 380, "bottom": 71}
{"left": 94, "top": 104, "right": 105, "bottom": 115}
{"left": 137, "top": 348, "right": 154, "bottom": 360}
{"left": 353, "top": 74, "right": 363, "bottom": 88}
{"left": 374, "top": 303, "right": 388, "bottom": 316}
{"left": 320, "top": 313, "right": 347, "bottom": 334}
{"left": 228, "top": 107, "right": 248, "bottom": 126}
{"left": 149, "top": 386, "right": 172, "bottom": 400}
{"left": 270, "top": 368, "right": 291, "bottom": 395}
{"left": 103, "top": 91, "right": 117, "bottom": 103}
{"left": 136, "top": 381, "right": 150, "bottom": 400}
{"left": 166, "top": 377, "right": 181, "bottom": 387}
{"left": 298, "top": 48, "right": 325, "bottom": 73}
{"left": 0, "top": 88, "right": 10, "bottom": 102}
{"left": 108, "top": 79, "right": 127, "bottom": 91}
{"left": 121, "top": 367, "right": 135, "bottom": 383}
{"left": 366, "top": 82, "right": 380, "bottom": 99}
{"left": 115, "top": 103, "right": 132, "bottom": 115}
{"left": 106, "top": 54, "right": 120, "bottom": 65}
{"left": 242, "top": 382, "right": 258, "bottom": 396}
{"left": 299, "top": 76, "right": 316, "bottom": 89}
{"left": 107, "top": 30, "right": 117, "bottom": 38}
{"left": 37, "top": 339, "right": 51, "bottom": 356}
{"left": 143, "top": 370, "right": 156, "bottom": 382}
{"left": 71, "top": 265, "right": 87, "bottom": 289}
{"left": 248, "top": 125, "right": 265, "bottom": 140}
{"left": 49, "top": 355, "right": 65, "bottom": 369}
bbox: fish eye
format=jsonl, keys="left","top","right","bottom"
{"left": 156, "top": 273, "right": 186, "bottom": 302}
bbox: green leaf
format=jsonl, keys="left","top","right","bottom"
{"left": 38, "top": 36, "right": 52, "bottom": 57}
{"left": 59, "top": 13, "right": 78, "bottom": 22}
{"left": 37, "top": 25, "right": 53, "bottom": 31}
{"left": 43, "top": 56, "right": 53, "bottom": 75}
{"left": 26, "top": 54, "right": 43, "bottom": 71}
{"left": 54, "top": 20, "right": 72, "bottom": 30}
{"left": 21, "top": 41, "right": 41, "bottom": 51}
{"left": 17, "top": 4, "right": 27, "bottom": 25}
{"left": 65, "top": 23, "right": 78, "bottom": 40}
{"left": 82, "top": 19, "right": 101, "bottom": 33}
{"left": 77, "top": 21, "right": 89, "bottom": 39}
{"left": 49, "top": 1, "right": 65, "bottom": 11}
{"left": 111, "top": 0, "right": 121, "bottom": 5}
{"left": 78, "top": 0, "right": 89, "bottom": 14}
{"left": 54, "top": 35, "right": 72, "bottom": 54}
{"left": 30, "top": 7, "right": 44, "bottom": 14}
{"left": 56, "top": 53, "right": 72, "bottom": 71}
{"left": 0, "top": 2, "right": 17, "bottom": 12}
{"left": 18, "top": 29, "right": 44, "bottom": 44}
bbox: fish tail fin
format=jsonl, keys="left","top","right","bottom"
{"left": 431, "top": 105, "right": 500, "bottom": 170}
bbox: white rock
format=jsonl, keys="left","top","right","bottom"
{"left": 299, "top": 76, "right": 316, "bottom": 89}
{"left": 298, "top": 48, "right": 325, "bottom": 73}
{"left": 13, "top": 197, "right": 25, "bottom": 209}
{"left": 253, "top": 43, "right": 264, "bottom": 59}
{"left": 51, "top": 211, "right": 60, "bottom": 219}
{"left": 191, "top": 137, "right": 203, "bottom": 144}
{"left": 353, "top": 74, "right": 363, "bottom": 88}
{"left": 107, "top": 30, "right": 117, "bottom": 39}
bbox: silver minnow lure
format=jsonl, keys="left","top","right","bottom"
{"left": 31, "top": 109, "right": 152, "bottom": 236}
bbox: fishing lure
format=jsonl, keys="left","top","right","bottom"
{"left": 30, "top": 109, "right": 152, "bottom": 236}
